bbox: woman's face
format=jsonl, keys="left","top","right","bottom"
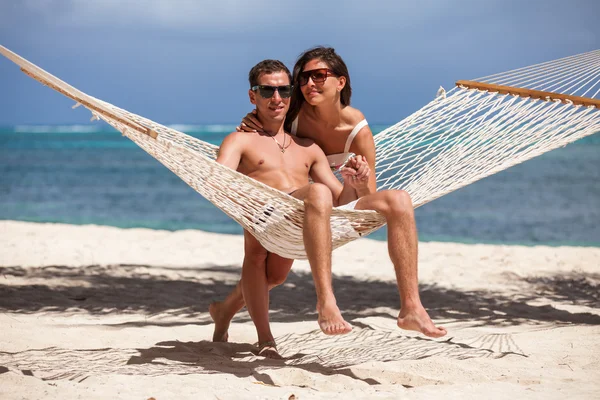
{"left": 300, "top": 59, "right": 345, "bottom": 106}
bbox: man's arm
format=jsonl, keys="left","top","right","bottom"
{"left": 216, "top": 132, "right": 245, "bottom": 170}
{"left": 308, "top": 144, "right": 357, "bottom": 207}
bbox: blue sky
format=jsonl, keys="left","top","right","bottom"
{"left": 0, "top": 0, "right": 598, "bottom": 125}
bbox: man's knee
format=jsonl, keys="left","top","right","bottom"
{"left": 266, "top": 270, "right": 288, "bottom": 286}
{"left": 304, "top": 183, "right": 333, "bottom": 213}
{"left": 266, "top": 258, "right": 293, "bottom": 286}
{"left": 244, "top": 239, "right": 268, "bottom": 265}
{"left": 384, "top": 190, "right": 414, "bottom": 216}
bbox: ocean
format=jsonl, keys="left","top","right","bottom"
{"left": 1, "top": 124, "right": 599, "bottom": 247}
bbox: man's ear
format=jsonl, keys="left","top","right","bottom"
{"left": 249, "top": 89, "right": 257, "bottom": 105}
{"left": 337, "top": 76, "right": 346, "bottom": 92}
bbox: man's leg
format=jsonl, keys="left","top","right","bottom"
{"left": 212, "top": 182, "right": 352, "bottom": 339}
{"left": 354, "top": 190, "right": 447, "bottom": 338}
{"left": 209, "top": 281, "right": 243, "bottom": 343}
{"left": 209, "top": 230, "right": 265, "bottom": 342}
{"left": 291, "top": 183, "right": 352, "bottom": 335}
{"left": 209, "top": 232, "right": 294, "bottom": 344}
{"left": 255, "top": 251, "right": 294, "bottom": 358}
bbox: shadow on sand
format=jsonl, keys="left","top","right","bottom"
{"left": 0, "top": 264, "right": 598, "bottom": 384}
{"left": 1, "top": 264, "right": 599, "bottom": 327}
{"left": 0, "top": 329, "right": 526, "bottom": 386}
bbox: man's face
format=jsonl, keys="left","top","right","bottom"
{"left": 249, "top": 71, "right": 291, "bottom": 123}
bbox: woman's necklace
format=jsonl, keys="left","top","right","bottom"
{"left": 267, "top": 132, "right": 288, "bottom": 153}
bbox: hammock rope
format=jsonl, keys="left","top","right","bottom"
{"left": 1, "top": 45, "right": 598, "bottom": 259}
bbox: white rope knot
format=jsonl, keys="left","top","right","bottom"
{"left": 435, "top": 86, "right": 446, "bottom": 100}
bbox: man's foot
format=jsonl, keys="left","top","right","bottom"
{"left": 209, "top": 302, "right": 230, "bottom": 342}
{"left": 397, "top": 306, "right": 447, "bottom": 338}
{"left": 257, "top": 340, "right": 283, "bottom": 360}
{"left": 317, "top": 303, "right": 352, "bottom": 335}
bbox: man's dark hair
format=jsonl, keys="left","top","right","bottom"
{"left": 248, "top": 59, "right": 292, "bottom": 88}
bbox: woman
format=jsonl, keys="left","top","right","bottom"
{"left": 245, "top": 47, "right": 376, "bottom": 191}
{"left": 210, "top": 47, "right": 444, "bottom": 358}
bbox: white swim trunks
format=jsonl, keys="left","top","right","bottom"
{"left": 337, "top": 199, "right": 359, "bottom": 210}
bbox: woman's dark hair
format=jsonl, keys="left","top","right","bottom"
{"left": 285, "top": 47, "right": 352, "bottom": 131}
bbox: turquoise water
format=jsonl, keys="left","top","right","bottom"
{"left": 1, "top": 124, "right": 598, "bottom": 246}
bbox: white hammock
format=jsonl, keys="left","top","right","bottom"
{"left": 1, "top": 45, "right": 599, "bottom": 259}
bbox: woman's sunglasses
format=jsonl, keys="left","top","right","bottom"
{"left": 251, "top": 85, "right": 293, "bottom": 99}
{"left": 298, "top": 68, "right": 337, "bottom": 86}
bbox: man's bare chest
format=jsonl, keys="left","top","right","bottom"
{"left": 239, "top": 141, "right": 311, "bottom": 176}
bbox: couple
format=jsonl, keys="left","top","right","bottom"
{"left": 211, "top": 47, "right": 446, "bottom": 358}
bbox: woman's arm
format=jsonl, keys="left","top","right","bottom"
{"left": 339, "top": 156, "right": 370, "bottom": 205}
{"left": 236, "top": 110, "right": 263, "bottom": 132}
{"left": 349, "top": 125, "right": 377, "bottom": 193}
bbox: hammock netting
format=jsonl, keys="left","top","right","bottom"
{"left": 2, "top": 45, "right": 599, "bottom": 259}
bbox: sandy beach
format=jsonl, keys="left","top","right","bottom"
{"left": 0, "top": 220, "right": 599, "bottom": 399}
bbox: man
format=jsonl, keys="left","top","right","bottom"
{"left": 212, "top": 59, "right": 445, "bottom": 358}
{"left": 213, "top": 59, "right": 369, "bottom": 358}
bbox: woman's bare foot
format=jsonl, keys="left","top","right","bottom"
{"left": 209, "top": 302, "right": 230, "bottom": 342}
{"left": 317, "top": 302, "right": 352, "bottom": 335}
{"left": 397, "top": 306, "right": 447, "bottom": 338}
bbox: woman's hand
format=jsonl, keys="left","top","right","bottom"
{"left": 349, "top": 155, "right": 370, "bottom": 181}
{"left": 236, "top": 110, "right": 263, "bottom": 132}
{"left": 340, "top": 156, "right": 371, "bottom": 193}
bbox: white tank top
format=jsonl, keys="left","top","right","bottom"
{"left": 290, "top": 117, "right": 368, "bottom": 171}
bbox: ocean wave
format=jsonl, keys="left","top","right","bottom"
{"left": 14, "top": 125, "right": 103, "bottom": 134}
{"left": 167, "top": 124, "right": 236, "bottom": 133}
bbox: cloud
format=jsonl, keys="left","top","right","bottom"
{"left": 12, "top": 0, "right": 460, "bottom": 32}
{"left": 19, "top": 0, "right": 293, "bottom": 30}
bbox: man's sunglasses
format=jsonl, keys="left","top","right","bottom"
{"left": 251, "top": 85, "right": 293, "bottom": 99}
{"left": 298, "top": 68, "right": 337, "bottom": 86}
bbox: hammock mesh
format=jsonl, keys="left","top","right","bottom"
{"left": 1, "top": 46, "right": 598, "bottom": 259}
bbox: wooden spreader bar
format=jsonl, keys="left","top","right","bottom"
{"left": 20, "top": 67, "right": 158, "bottom": 139}
{"left": 456, "top": 80, "right": 600, "bottom": 109}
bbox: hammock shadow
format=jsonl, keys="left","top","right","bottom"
{"left": 0, "top": 327, "right": 524, "bottom": 385}
{"left": 0, "top": 264, "right": 599, "bottom": 327}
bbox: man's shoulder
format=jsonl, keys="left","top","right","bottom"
{"left": 225, "top": 130, "right": 255, "bottom": 139}
{"left": 288, "top": 131, "right": 315, "bottom": 146}
{"left": 222, "top": 130, "right": 258, "bottom": 144}
{"left": 289, "top": 133, "right": 327, "bottom": 162}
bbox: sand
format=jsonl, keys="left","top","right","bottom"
{"left": 0, "top": 220, "right": 599, "bottom": 399}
